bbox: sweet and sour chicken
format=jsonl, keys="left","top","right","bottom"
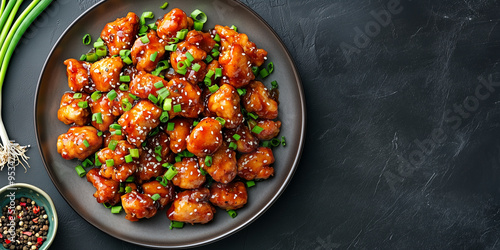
{"left": 57, "top": 7, "right": 281, "bottom": 225}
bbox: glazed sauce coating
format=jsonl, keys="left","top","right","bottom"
{"left": 101, "top": 12, "right": 140, "bottom": 56}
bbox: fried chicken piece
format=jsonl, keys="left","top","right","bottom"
{"left": 199, "top": 144, "right": 237, "bottom": 184}
{"left": 186, "top": 117, "right": 223, "bottom": 157}
{"left": 242, "top": 81, "right": 278, "bottom": 120}
{"left": 89, "top": 93, "right": 117, "bottom": 132}
{"left": 142, "top": 180, "right": 175, "bottom": 209}
{"left": 224, "top": 125, "right": 259, "bottom": 153}
{"left": 101, "top": 12, "right": 140, "bottom": 56}
{"left": 57, "top": 92, "right": 91, "bottom": 126}
{"left": 164, "top": 117, "right": 192, "bottom": 154}
{"left": 209, "top": 182, "right": 247, "bottom": 210}
{"left": 86, "top": 168, "right": 120, "bottom": 205}
{"left": 129, "top": 70, "right": 168, "bottom": 99}
{"left": 57, "top": 126, "right": 103, "bottom": 160}
{"left": 215, "top": 25, "right": 268, "bottom": 67}
{"left": 64, "top": 59, "right": 94, "bottom": 93}
{"left": 121, "top": 191, "right": 157, "bottom": 221}
{"left": 165, "top": 78, "right": 203, "bottom": 119}
{"left": 118, "top": 100, "right": 162, "bottom": 147}
{"left": 252, "top": 119, "right": 281, "bottom": 140}
{"left": 186, "top": 30, "right": 216, "bottom": 53}
{"left": 131, "top": 30, "right": 167, "bottom": 72}
{"left": 207, "top": 84, "right": 243, "bottom": 129}
{"left": 219, "top": 44, "right": 254, "bottom": 88}
{"left": 90, "top": 56, "right": 124, "bottom": 92}
{"left": 97, "top": 140, "right": 137, "bottom": 182}
{"left": 156, "top": 8, "right": 190, "bottom": 40}
{"left": 237, "top": 147, "right": 274, "bottom": 180}
{"left": 167, "top": 188, "right": 215, "bottom": 224}
{"left": 171, "top": 157, "right": 206, "bottom": 189}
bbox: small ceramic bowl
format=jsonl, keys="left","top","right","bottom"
{"left": 0, "top": 183, "right": 58, "bottom": 250}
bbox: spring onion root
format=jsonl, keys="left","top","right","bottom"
{"left": 0, "top": 0, "right": 53, "bottom": 171}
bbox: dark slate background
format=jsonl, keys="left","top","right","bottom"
{"left": 2, "top": 0, "right": 500, "bottom": 249}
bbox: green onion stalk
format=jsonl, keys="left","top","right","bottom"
{"left": 0, "top": 0, "right": 53, "bottom": 171}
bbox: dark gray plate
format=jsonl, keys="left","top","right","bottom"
{"left": 34, "top": 0, "right": 305, "bottom": 248}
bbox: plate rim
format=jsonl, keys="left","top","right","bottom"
{"left": 33, "top": 0, "right": 307, "bottom": 248}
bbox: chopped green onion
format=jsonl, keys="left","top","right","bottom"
{"left": 169, "top": 221, "right": 184, "bottom": 230}
{"left": 208, "top": 85, "right": 219, "bottom": 93}
{"left": 165, "top": 167, "right": 178, "bottom": 180}
{"left": 150, "top": 51, "right": 158, "bottom": 62}
{"left": 252, "top": 66, "right": 259, "bottom": 76}
{"left": 248, "top": 112, "right": 259, "bottom": 120}
{"left": 271, "top": 80, "right": 278, "bottom": 90}
{"left": 177, "top": 60, "right": 187, "bottom": 70}
{"left": 120, "top": 75, "right": 131, "bottom": 82}
{"left": 267, "top": 62, "right": 274, "bottom": 73}
{"left": 79, "top": 54, "right": 86, "bottom": 61}
{"left": 168, "top": 37, "right": 180, "bottom": 44}
{"left": 93, "top": 40, "right": 105, "bottom": 49}
{"left": 205, "top": 156, "right": 212, "bottom": 167}
{"left": 140, "top": 35, "right": 150, "bottom": 44}
{"left": 95, "top": 154, "right": 102, "bottom": 167}
{"left": 193, "top": 121, "right": 199, "bottom": 126}
{"left": 211, "top": 48, "right": 220, "bottom": 57}
{"left": 205, "top": 55, "right": 213, "bottom": 63}
{"left": 107, "top": 89, "right": 117, "bottom": 101}
{"left": 119, "top": 84, "right": 130, "bottom": 92}
{"left": 175, "top": 155, "right": 182, "bottom": 162}
{"left": 124, "top": 154, "right": 133, "bottom": 163}
{"left": 160, "top": 2, "right": 169, "bottom": 9}
{"left": 111, "top": 206, "right": 122, "bottom": 214}
{"left": 128, "top": 93, "right": 139, "bottom": 100}
{"left": 173, "top": 104, "right": 182, "bottom": 113}
{"left": 270, "top": 138, "right": 281, "bottom": 147}
{"left": 148, "top": 22, "right": 157, "bottom": 30}
{"left": 78, "top": 101, "right": 88, "bottom": 109}
{"left": 97, "top": 131, "right": 103, "bottom": 137}
{"left": 108, "top": 140, "right": 118, "bottom": 151}
{"left": 165, "top": 44, "right": 177, "bottom": 52}
{"left": 227, "top": 210, "right": 237, "bottom": 218}
{"left": 82, "top": 158, "right": 93, "bottom": 168}
{"left": 149, "top": 127, "right": 160, "bottom": 137}
{"left": 92, "top": 112, "right": 103, "bottom": 124}
{"left": 122, "top": 98, "right": 132, "bottom": 111}
{"left": 199, "top": 167, "right": 207, "bottom": 176}
{"left": 111, "top": 130, "right": 122, "bottom": 136}
{"left": 118, "top": 185, "right": 125, "bottom": 194}
{"left": 166, "top": 122, "right": 175, "bottom": 131}
{"left": 185, "top": 52, "right": 194, "bottom": 62}
{"left": 215, "top": 117, "right": 226, "bottom": 126}
{"left": 232, "top": 134, "right": 241, "bottom": 141}
{"left": 122, "top": 56, "right": 133, "bottom": 65}
{"left": 192, "top": 63, "right": 201, "bottom": 72}
{"left": 184, "top": 59, "right": 192, "bottom": 67}
{"left": 160, "top": 111, "right": 169, "bottom": 123}
{"left": 126, "top": 176, "right": 135, "bottom": 182}
{"left": 163, "top": 162, "right": 173, "bottom": 169}
{"left": 193, "top": 21, "right": 203, "bottom": 31}
{"left": 259, "top": 68, "right": 269, "bottom": 78}
{"left": 252, "top": 125, "right": 264, "bottom": 134}
{"left": 163, "top": 98, "right": 172, "bottom": 111}
{"left": 152, "top": 60, "right": 170, "bottom": 76}
{"left": 157, "top": 88, "right": 170, "bottom": 100}
{"left": 204, "top": 78, "right": 212, "bottom": 87}
{"left": 82, "top": 34, "right": 91, "bottom": 45}
{"left": 176, "top": 68, "right": 187, "bottom": 75}
{"left": 191, "top": 9, "right": 207, "bottom": 23}
{"left": 96, "top": 47, "right": 107, "bottom": 57}
{"left": 151, "top": 193, "right": 161, "bottom": 201}
{"left": 75, "top": 165, "right": 86, "bottom": 177}
{"left": 110, "top": 124, "right": 122, "bottom": 130}
{"left": 237, "top": 88, "right": 246, "bottom": 96}
{"left": 103, "top": 203, "right": 112, "bottom": 208}
{"left": 246, "top": 180, "right": 255, "bottom": 188}
{"left": 214, "top": 34, "right": 221, "bottom": 42}
{"left": 85, "top": 52, "right": 98, "bottom": 62}
{"left": 179, "top": 150, "right": 195, "bottom": 157}
{"left": 119, "top": 49, "right": 131, "bottom": 57}
{"left": 148, "top": 94, "right": 159, "bottom": 104}
{"left": 138, "top": 25, "right": 148, "bottom": 36}
{"left": 91, "top": 91, "right": 102, "bottom": 101}
{"left": 125, "top": 186, "right": 132, "bottom": 193}
{"left": 281, "top": 136, "right": 286, "bottom": 146}
{"left": 231, "top": 25, "right": 238, "bottom": 32}
{"left": 228, "top": 142, "right": 237, "bottom": 150}
{"left": 106, "top": 159, "right": 114, "bottom": 167}
{"left": 156, "top": 155, "right": 162, "bottom": 162}
{"left": 82, "top": 139, "right": 90, "bottom": 148}
{"left": 206, "top": 70, "right": 214, "bottom": 79}
{"left": 129, "top": 148, "right": 139, "bottom": 158}
{"left": 176, "top": 29, "right": 188, "bottom": 40}
{"left": 140, "top": 11, "right": 154, "bottom": 25}
{"left": 154, "top": 81, "right": 164, "bottom": 89}
{"left": 215, "top": 68, "right": 222, "bottom": 78}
